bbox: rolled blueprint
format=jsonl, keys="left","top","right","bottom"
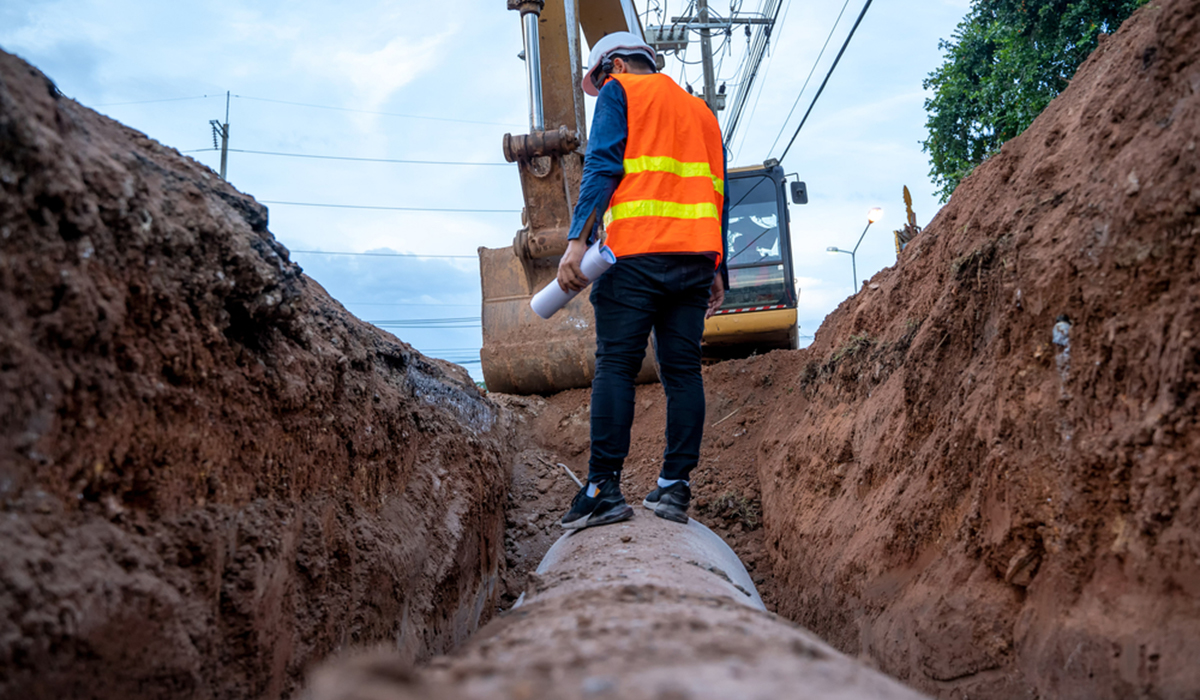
{"left": 530, "top": 243, "right": 616, "bottom": 319}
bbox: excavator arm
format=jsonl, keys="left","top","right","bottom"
{"left": 478, "top": 0, "right": 655, "bottom": 394}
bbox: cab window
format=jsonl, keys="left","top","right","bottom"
{"left": 723, "top": 174, "right": 787, "bottom": 308}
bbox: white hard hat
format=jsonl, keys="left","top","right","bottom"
{"left": 583, "top": 31, "right": 656, "bottom": 97}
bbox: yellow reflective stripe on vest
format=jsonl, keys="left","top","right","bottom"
{"left": 607, "top": 199, "right": 721, "bottom": 222}
{"left": 623, "top": 155, "right": 724, "bottom": 196}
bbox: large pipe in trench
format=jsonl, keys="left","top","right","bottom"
{"left": 309, "top": 515, "right": 927, "bottom": 700}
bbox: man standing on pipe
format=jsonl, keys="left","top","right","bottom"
{"left": 557, "top": 32, "right": 729, "bottom": 530}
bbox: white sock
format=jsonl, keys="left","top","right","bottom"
{"left": 657, "top": 478, "right": 689, "bottom": 488}
{"left": 587, "top": 482, "right": 601, "bottom": 498}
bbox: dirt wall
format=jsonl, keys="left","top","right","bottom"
{"left": 0, "top": 51, "right": 511, "bottom": 699}
{"left": 751, "top": 1, "right": 1200, "bottom": 697}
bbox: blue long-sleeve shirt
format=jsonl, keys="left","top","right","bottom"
{"left": 567, "top": 77, "right": 730, "bottom": 287}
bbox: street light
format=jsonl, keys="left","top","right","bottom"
{"left": 827, "top": 208, "right": 883, "bottom": 291}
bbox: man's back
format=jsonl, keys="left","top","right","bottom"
{"left": 614, "top": 73, "right": 722, "bottom": 172}
{"left": 605, "top": 72, "right": 725, "bottom": 264}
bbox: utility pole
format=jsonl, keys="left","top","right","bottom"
{"left": 654, "top": 10, "right": 777, "bottom": 124}
{"left": 209, "top": 91, "right": 230, "bottom": 180}
{"left": 697, "top": 0, "right": 717, "bottom": 116}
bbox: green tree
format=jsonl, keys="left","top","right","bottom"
{"left": 922, "top": 0, "right": 1147, "bottom": 201}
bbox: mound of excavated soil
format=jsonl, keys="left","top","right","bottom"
{"left": 735, "top": 1, "right": 1198, "bottom": 697}
{"left": 495, "top": 1, "right": 1198, "bottom": 697}
{"left": 0, "top": 51, "right": 512, "bottom": 699}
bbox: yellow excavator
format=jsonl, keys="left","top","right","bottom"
{"left": 479, "top": 0, "right": 805, "bottom": 394}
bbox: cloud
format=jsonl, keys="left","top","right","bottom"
{"left": 0, "top": 1, "right": 38, "bottom": 37}
{"left": 5, "top": 39, "right": 109, "bottom": 97}
{"left": 299, "top": 31, "right": 451, "bottom": 113}
{"left": 294, "top": 247, "right": 484, "bottom": 378}
{"left": 293, "top": 248, "right": 479, "bottom": 303}
{"left": 793, "top": 274, "right": 855, "bottom": 316}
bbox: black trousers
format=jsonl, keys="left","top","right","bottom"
{"left": 587, "top": 254, "right": 714, "bottom": 483}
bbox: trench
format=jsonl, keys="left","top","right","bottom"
{"left": 318, "top": 389, "right": 929, "bottom": 699}
{"left": 8, "top": 0, "right": 1200, "bottom": 694}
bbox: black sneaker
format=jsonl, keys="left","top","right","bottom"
{"left": 560, "top": 479, "right": 634, "bottom": 530}
{"left": 643, "top": 481, "right": 690, "bottom": 523}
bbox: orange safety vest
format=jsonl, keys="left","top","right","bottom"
{"left": 603, "top": 73, "right": 725, "bottom": 266}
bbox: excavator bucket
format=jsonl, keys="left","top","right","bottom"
{"left": 480, "top": 246, "right": 580, "bottom": 395}
{"left": 479, "top": 246, "right": 657, "bottom": 395}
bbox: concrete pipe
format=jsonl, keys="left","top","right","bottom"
{"left": 309, "top": 515, "right": 927, "bottom": 700}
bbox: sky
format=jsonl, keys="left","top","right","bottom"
{"left": 0, "top": 0, "right": 971, "bottom": 381}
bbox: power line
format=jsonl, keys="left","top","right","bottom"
{"left": 340, "top": 301, "right": 478, "bottom": 307}
{"left": 232, "top": 94, "right": 524, "bottom": 128}
{"left": 728, "top": 0, "right": 790, "bottom": 157}
{"left": 374, "top": 325, "right": 480, "bottom": 330}
{"left": 182, "top": 145, "right": 506, "bottom": 166}
{"left": 768, "top": 0, "right": 852, "bottom": 156}
{"left": 94, "top": 95, "right": 220, "bottom": 107}
{"left": 92, "top": 91, "right": 524, "bottom": 126}
{"left": 393, "top": 329, "right": 479, "bottom": 332}
{"left": 288, "top": 249, "right": 480, "bottom": 259}
{"left": 776, "top": 0, "right": 874, "bottom": 163}
{"left": 226, "top": 148, "right": 508, "bottom": 167}
{"left": 261, "top": 201, "right": 520, "bottom": 213}
{"left": 372, "top": 319, "right": 481, "bottom": 328}
{"left": 720, "top": 0, "right": 787, "bottom": 145}
{"left": 370, "top": 317, "right": 480, "bottom": 325}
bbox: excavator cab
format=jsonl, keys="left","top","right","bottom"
{"left": 703, "top": 161, "right": 804, "bottom": 356}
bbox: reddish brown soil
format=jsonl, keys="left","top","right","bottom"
{"left": 0, "top": 51, "right": 512, "bottom": 699}
{"left": 738, "top": 2, "right": 1199, "bottom": 697}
